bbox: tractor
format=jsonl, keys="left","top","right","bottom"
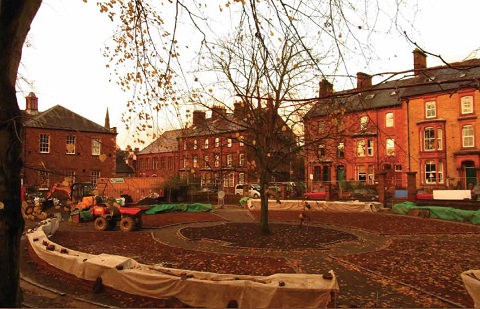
{"left": 90, "top": 200, "right": 143, "bottom": 232}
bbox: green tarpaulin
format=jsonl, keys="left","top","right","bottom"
{"left": 392, "top": 202, "right": 480, "bottom": 224}
{"left": 145, "top": 203, "right": 212, "bottom": 215}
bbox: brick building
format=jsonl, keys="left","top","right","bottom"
{"left": 304, "top": 49, "right": 480, "bottom": 192}
{"left": 136, "top": 102, "right": 299, "bottom": 195}
{"left": 21, "top": 92, "right": 117, "bottom": 191}
{"left": 136, "top": 129, "right": 181, "bottom": 178}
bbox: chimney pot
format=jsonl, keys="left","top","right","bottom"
{"left": 356, "top": 72, "right": 372, "bottom": 90}
{"left": 413, "top": 48, "right": 427, "bottom": 76}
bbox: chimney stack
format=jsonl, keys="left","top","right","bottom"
{"left": 413, "top": 48, "right": 427, "bottom": 76}
{"left": 234, "top": 102, "right": 246, "bottom": 119}
{"left": 25, "top": 92, "right": 39, "bottom": 115}
{"left": 319, "top": 79, "right": 333, "bottom": 97}
{"left": 210, "top": 106, "right": 227, "bottom": 120}
{"left": 356, "top": 72, "right": 372, "bottom": 90}
{"left": 192, "top": 110, "right": 206, "bottom": 126}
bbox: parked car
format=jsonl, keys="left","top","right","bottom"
{"left": 234, "top": 184, "right": 261, "bottom": 198}
{"left": 304, "top": 188, "right": 326, "bottom": 200}
{"left": 350, "top": 188, "right": 378, "bottom": 201}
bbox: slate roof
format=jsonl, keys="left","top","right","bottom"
{"left": 305, "top": 58, "right": 480, "bottom": 119}
{"left": 138, "top": 128, "right": 184, "bottom": 154}
{"left": 22, "top": 105, "right": 114, "bottom": 134}
{"left": 185, "top": 113, "right": 247, "bottom": 138}
{"left": 116, "top": 151, "right": 135, "bottom": 175}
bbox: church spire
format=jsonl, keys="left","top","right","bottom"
{"left": 105, "top": 108, "right": 110, "bottom": 129}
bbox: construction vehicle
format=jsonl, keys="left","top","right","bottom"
{"left": 44, "top": 182, "right": 102, "bottom": 211}
{"left": 90, "top": 199, "right": 143, "bottom": 232}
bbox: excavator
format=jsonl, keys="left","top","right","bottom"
{"left": 44, "top": 182, "right": 101, "bottom": 211}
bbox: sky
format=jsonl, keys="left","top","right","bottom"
{"left": 17, "top": 0, "right": 480, "bottom": 149}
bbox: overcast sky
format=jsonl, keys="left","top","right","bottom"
{"left": 17, "top": 0, "right": 480, "bottom": 149}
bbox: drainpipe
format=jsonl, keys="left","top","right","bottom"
{"left": 406, "top": 99, "right": 411, "bottom": 171}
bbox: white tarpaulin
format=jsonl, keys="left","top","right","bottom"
{"left": 27, "top": 218, "right": 339, "bottom": 308}
{"left": 462, "top": 270, "right": 480, "bottom": 308}
{"left": 247, "top": 199, "right": 379, "bottom": 212}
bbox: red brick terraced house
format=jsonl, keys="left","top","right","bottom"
{"left": 304, "top": 49, "right": 480, "bottom": 192}
{"left": 135, "top": 129, "right": 182, "bottom": 178}
{"left": 21, "top": 92, "right": 117, "bottom": 191}
{"left": 136, "top": 102, "right": 299, "bottom": 195}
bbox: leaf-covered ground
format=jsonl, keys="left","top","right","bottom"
{"left": 41, "top": 209, "right": 480, "bottom": 307}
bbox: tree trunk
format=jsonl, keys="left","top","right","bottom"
{"left": 259, "top": 171, "right": 270, "bottom": 235}
{"left": 0, "top": 1, "right": 42, "bottom": 306}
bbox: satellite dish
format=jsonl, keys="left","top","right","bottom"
{"left": 218, "top": 190, "right": 225, "bottom": 199}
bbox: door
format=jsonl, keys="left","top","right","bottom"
{"left": 464, "top": 161, "right": 477, "bottom": 189}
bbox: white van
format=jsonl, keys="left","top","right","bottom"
{"left": 234, "top": 184, "right": 261, "bottom": 198}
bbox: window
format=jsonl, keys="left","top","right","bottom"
{"left": 215, "top": 138, "right": 220, "bottom": 147}
{"left": 193, "top": 156, "right": 198, "bottom": 168}
{"left": 40, "top": 134, "right": 50, "bottom": 153}
{"left": 424, "top": 127, "right": 435, "bottom": 150}
{"left": 239, "top": 136, "right": 245, "bottom": 147}
{"left": 65, "top": 170, "right": 75, "bottom": 186}
{"left": 183, "top": 140, "right": 187, "bottom": 150}
{"left": 227, "top": 138, "right": 232, "bottom": 147}
{"left": 193, "top": 140, "right": 198, "bottom": 150}
{"left": 204, "top": 156, "right": 209, "bottom": 168}
{"left": 66, "top": 135, "right": 75, "bottom": 154}
{"left": 182, "top": 157, "right": 187, "bottom": 168}
{"left": 424, "top": 160, "right": 443, "bottom": 184}
{"left": 357, "top": 140, "right": 366, "bottom": 157}
{"left": 153, "top": 157, "right": 158, "bottom": 170}
{"left": 91, "top": 138, "right": 101, "bottom": 155}
{"left": 214, "top": 154, "right": 220, "bottom": 167}
{"left": 318, "top": 121, "right": 325, "bottom": 134}
{"left": 239, "top": 153, "right": 245, "bottom": 167}
{"left": 461, "top": 95, "right": 473, "bottom": 114}
{"left": 425, "top": 101, "right": 436, "bottom": 118}
{"left": 395, "top": 165, "right": 402, "bottom": 172}
{"left": 437, "top": 128, "right": 443, "bottom": 150}
{"left": 228, "top": 173, "right": 234, "bottom": 187}
{"left": 368, "top": 165, "right": 374, "bottom": 184}
{"left": 357, "top": 165, "right": 366, "bottom": 181}
{"left": 385, "top": 112, "right": 394, "bottom": 127}
{"left": 337, "top": 142, "right": 344, "bottom": 158}
{"left": 238, "top": 173, "right": 245, "bottom": 184}
{"left": 317, "top": 144, "right": 326, "bottom": 158}
{"left": 360, "top": 116, "right": 368, "bottom": 130}
{"left": 386, "top": 138, "right": 395, "bottom": 156}
{"left": 91, "top": 171, "right": 100, "bottom": 186}
{"left": 462, "top": 125, "right": 474, "bottom": 147}
{"left": 367, "top": 140, "right": 374, "bottom": 156}
{"left": 226, "top": 154, "right": 232, "bottom": 167}
{"left": 204, "top": 139, "right": 209, "bottom": 149}
{"left": 38, "top": 171, "right": 50, "bottom": 189}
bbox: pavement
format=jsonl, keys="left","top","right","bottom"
{"left": 20, "top": 205, "right": 458, "bottom": 308}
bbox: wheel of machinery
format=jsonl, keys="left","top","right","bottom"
{"left": 134, "top": 217, "right": 143, "bottom": 230}
{"left": 120, "top": 216, "right": 135, "bottom": 232}
{"left": 94, "top": 217, "right": 110, "bottom": 231}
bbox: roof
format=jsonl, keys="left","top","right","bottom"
{"left": 22, "top": 105, "right": 115, "bottom": 134}
{"left": 138, "top": 129, "right": 184, "bottom": 154}
{"left": 116, "top": 151, "right": 135, "bottom": 174}
{"left": 305, "top": 58, "right": 480, "bottom": 119}
{"left": 185, "top": 113, "right": 247, "bottom": 138}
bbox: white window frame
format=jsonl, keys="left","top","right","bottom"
{"left": 214, "top": 154, "right": 220, "bottom": 167}
{"left": 357, "top": 140, "right": 366, "bottom": 157}
{"left": 193, "top": 156, "right": 198, "bottom": 168}
{"left": 425, "top": 101, "right": 436, "bottom": 118}
{"left": 386, "top": 138, "right": 395, "bottom": 156}
{"left": 461, "top": 95, "right": 473, "bottom": 114}
{"left": 239, "top": 153, "right": 245, "bottom": 167}
{"left": 238, "top": 173, "right": 245, "bottom": 185}
{"left": 437, "top": 128, "right": 443, "bottom": 150}
{"left": 424, "top": 127, "right": 435, "bottom": 151}
{"left": 228, "top": 173, "right": 235, "bottom": 187}
{"left": 385, "top": 112, "right": 394, "bottom": 127}
{"left": 91, "top": 138, "right": 101, "bottom": 156}
{"left": 367, "top": 139, "right": 374, "bottom": 156}
{"left": 239, "top": 136, "right": 244, "bottom": 147}
{"left": 227, "top": 138, "right": 232, "bottom": 147}
{"left": 91, "top": 171, "right": 100, "bottom": 186}
{"left": 193, "top": 139, "right": 198, "bottom": 150}
{"left": 462, "top": 125, "right": 474, "bottom": 147}
{"left": 360, "top": 116, "right": 368, "bottom": 130}
{"left": 204, "top": 139, "right": 209, "bottom": 149}
{"left": 215, "top": 138, "right": 220, "bottom": 148}
{"left": 65, "top": 170, "right": 76, "bottom": 186}
{"left": 226, "top": 154, "right": 232, "bottom": 167}
{"left": 40, "top": 133, "right": 50, "bottom": 153}
{"left": 204, "top": 155, "right": 209, "bottom": 168}
{"left": 66, "top": 135, "right": 76, "bottom": 154}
